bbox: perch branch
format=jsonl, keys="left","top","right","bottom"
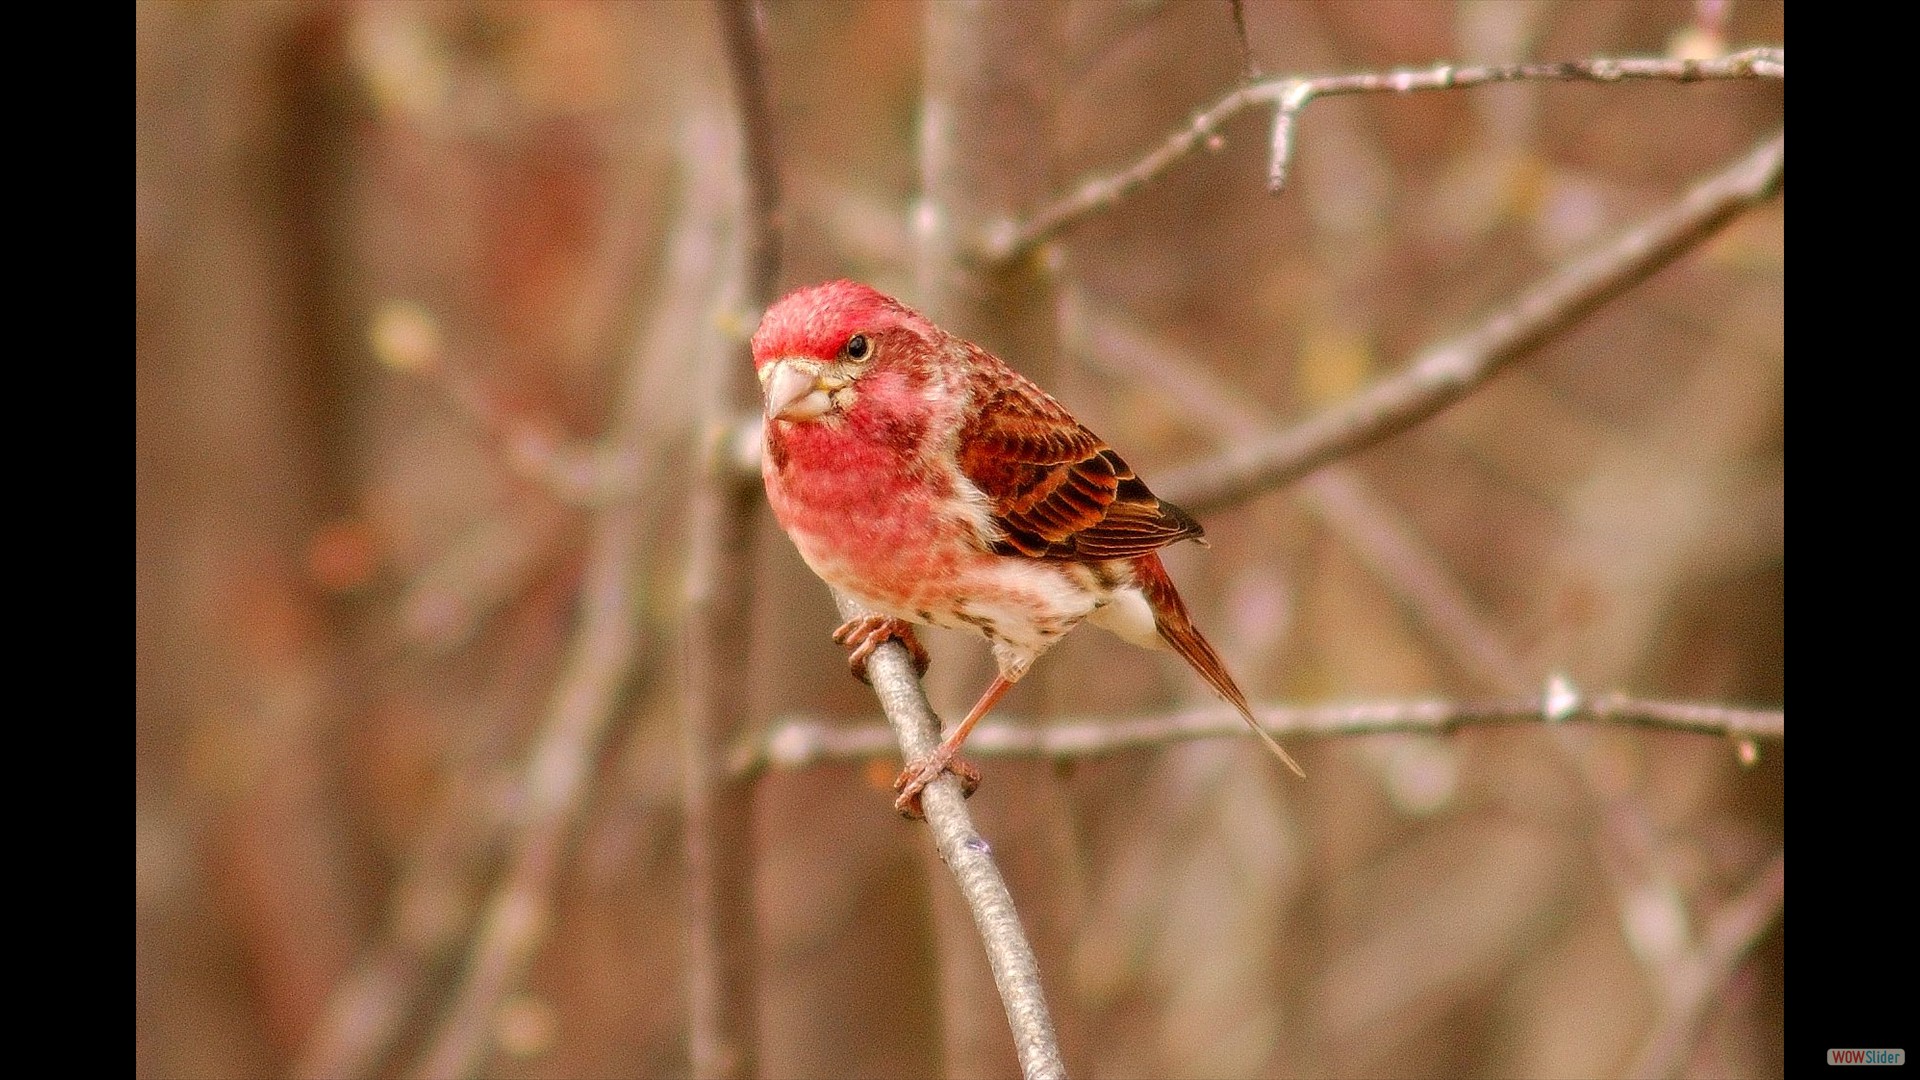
{"left": 832, "top": 593, "right": 1066, "bottom": 1080}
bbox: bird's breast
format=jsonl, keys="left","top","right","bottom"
{"left": 764, "top": 413, "right": 1129, "bottom": 671}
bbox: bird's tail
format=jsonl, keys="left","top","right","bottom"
{"left": 1135, "top": 553, "right": 1306, "bottom": 778}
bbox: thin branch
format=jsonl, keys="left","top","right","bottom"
{"left": 980, "top": 79, "right": 1276, "bottom": 264}
{"left": 1226, "top": 0, "right": 1259, "bottom": 82}
{"left": 679, "top": 5, "right": 782, "bottom": 1079}
{"left": 833, "top": 594, "right": 1066, "bottom": 1080}
{"left": 1260, "top": 48, "right": 1782, "bottom": 192}
{"left": 722, "top": 0, "right": 783, "bottom": 311}
{"left": 1159, "top": 128, "right": 1785, "bottom": 515}
{"left": 1624, "top": 852, "right": 1786, "bottom": 1080}
{"left": 679, "top": 442, "right": 764, "bottom": 1080}
{"left": 984, "top": 48, "right": 1781, "bottom": 262}
{"left": 732, "top": 691, "right": 1783, "bottom": 779}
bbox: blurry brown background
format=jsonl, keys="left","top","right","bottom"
{"left": 136, "top": 2, "right": 1783, "bottom": 1078}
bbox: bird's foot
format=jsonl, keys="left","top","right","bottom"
{"left": 892, "top": 750, "right": 981, "bottom": 820}
{"left": 832, "top": 615, "right": 930, "bottom": 684}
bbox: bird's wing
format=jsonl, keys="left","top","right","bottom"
{"left": 955, "top": 360, "right": 1203, "bottom": 560}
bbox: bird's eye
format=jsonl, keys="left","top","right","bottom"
{"left": 844, "top": 333, "right": 871, "bottom": 362}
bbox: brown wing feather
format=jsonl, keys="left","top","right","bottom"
{"left": 955, "top": 357, "right": 1203, "bottom": 560}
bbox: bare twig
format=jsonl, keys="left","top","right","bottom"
{"left": 678, "top": 5, "right": 783, "bottom": 1078}
{"left": 1226, "top": 0, "right": 1259, "bottom": 82}
{"left": 1260, "top": 48, "right": 1781, "bottom": 192}
{"left": 723, "top": 0, "right": 783, "bottom": 310}
{"left": 732, "top": 692, "right": 1783, "bottom": 778}
{"left": 985, "top": 48, "right": 1781, "bottom": 262}
{"left": 1624, "top": 852, "right": 1786, "bottom": 1080}
{"left": 980, "top": 79, "right": 1277, "bottom": 265}
{"left": 1159, "top": 128, "right": 1785, "bottom": 515}
{"left": 832, "top": 594, "right": 1066, "bottom": 1080}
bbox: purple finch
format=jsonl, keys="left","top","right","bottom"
{"left": 753, "top": 281, "right": 1304, "bottom": 815}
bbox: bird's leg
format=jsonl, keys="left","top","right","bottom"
{"left": 833, "top": 615, "right": 931, "bottom": 684}
{"left": 893, "top": 672, "right": 1012, "bottom": 818}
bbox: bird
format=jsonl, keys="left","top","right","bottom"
{"left": 752, "top": 280, "right": 1304, "bottom": 816}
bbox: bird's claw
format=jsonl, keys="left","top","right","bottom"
{"left": 832, "top": 615, "right": 930, "bottom": 684}
{"left": 892, "top": 750, "right": 981, "bottom": 819}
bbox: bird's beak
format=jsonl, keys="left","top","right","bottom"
{"left": 761, "top": 359, "right": 842, "bottom": 421}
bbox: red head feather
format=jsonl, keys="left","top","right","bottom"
{"left": 750, "top": 280, "right": 927, "bottom": 369}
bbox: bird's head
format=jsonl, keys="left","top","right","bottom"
{"left": 751, "top": 281, "right": 935, "bottom": 423}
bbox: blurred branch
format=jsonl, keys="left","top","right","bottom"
{"left": 1074, "top": 282, "right": 1781, "bottom": 1075}
{"left": 369, "top": 304, "right": 643, "bottom": 506}
{"left": 723, "top": 0, "right": 783, "bottom": 311}
{"left": 1226, "top": 0, "right": 1259, "bottom": 82}
{"left": 294, "top": 770, "right": 511, "bottom": 1080}
{"left": 678, "top": 5, "right": 783, "bottom": 1079}
{"left": 413, "top": 444, "right": 651, "bottom": 1080}
{"left": 1624, "top": 852, "right": 1786, "bottom": 1080}
{"left": 1066, "top": 290, "right": 1531, "bottom": 693}
{"left": 435, "top": 362, "right": 646, "bottom": 506}
{"left": 390, "top": 511, "right": 570, "bottom": 656}
{"left": 1299, "top": 469, "right": 1531, "bottom": 688}
{"left": 409, "top": 104, "right": 746, "bottom": 1079}
{"left": 985, "top": 48, "right": 1782, "bottom": 262}
{"left": 1160, "top": 128, "right": 1786, "bottom": 516}
{"left": 831, "top": 593, "right": 1066, "bottom": 1080}
{"left": 733, "top": 692, "right": 1783, "bottom": 778}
